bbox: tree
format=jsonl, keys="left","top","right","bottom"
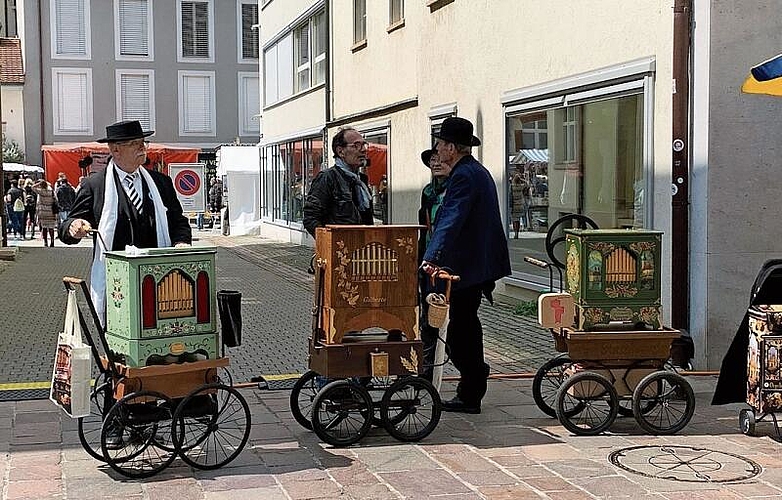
{"left": 3, "top": 138, "right": 24, "bottom": 163}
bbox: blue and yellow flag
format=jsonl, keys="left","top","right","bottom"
{"left": 743, "top": 53, "right": 782, "bottom": 96}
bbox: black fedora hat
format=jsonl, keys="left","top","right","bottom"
{"left": 420, "top": 148, "right": 436, "bottom": 167}
{"left": 432, "top": 117, "right": 481, "bottom": 147}
{"left": 97, "top": 120, "right": 154, "bottom": 143}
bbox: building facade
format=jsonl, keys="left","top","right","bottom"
{"left": 259, "top": 0, "right": 782, "bottom": 370}
{"left": 16, "top": 0, "right": 261, "bottom": 166}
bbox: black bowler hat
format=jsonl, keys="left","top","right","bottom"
{"left": 420, "top": 148, "right": 436, "bottom": 167}
{"left": 432, "top": 117, "right": 481, "bottom": 147}
{"left": 97, "top": 120, "right": 154, "bottom": 143}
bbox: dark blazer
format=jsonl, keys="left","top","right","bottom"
{"left": 59, "top": 167, "right": 192, "bottom": 251}
{"left": 423, "top": 155, "right": 511, "bottom": 289}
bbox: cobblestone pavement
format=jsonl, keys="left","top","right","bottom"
{"left": 2, "top": 376, "right": 782, "bottom": 499}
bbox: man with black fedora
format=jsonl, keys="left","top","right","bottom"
{"left": 421, "top": 117, "right": 511, "bottom": 414}
{"left": 59, "top": 120, "right": 192, "bottom": 321}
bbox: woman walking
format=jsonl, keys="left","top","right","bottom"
{"left": 23, "top": 179, "right": 37, "bottom": 239}
{"left": 33, "top": 179, "right": 58, "bottom": 247}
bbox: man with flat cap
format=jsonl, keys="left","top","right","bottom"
{"left": 421, "top": 117, "right": 511, "bottom": 414}
{"left": 59, "top": 120, "right": 192, "bottom": 320}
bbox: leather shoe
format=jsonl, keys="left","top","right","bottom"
{"left": 441, "top": 397, "right": 481, "bottom": 414}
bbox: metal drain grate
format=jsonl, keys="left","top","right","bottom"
{"left": 609, "top": 445, "right": 762, "bottom": 483}
{"left": 0, "top": 389, "right": 50, "bottom": 401}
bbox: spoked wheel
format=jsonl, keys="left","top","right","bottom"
{"left": 380, "top": 377, "right": 441, "bottom": 442}
{"left": 216, "top": 366, "right": 233, "bottom": 387}
{"left": 739, "top": 408, "right": 756, "bottom": 436}
{"left": 618, "top": 377, "right": 661, "bottom": 417}
{"left": 556, "top": 372, "right": 618, "bottom": 436}
{"left": 632, "top": 371, "right": 695, "bottom": 435}
{"left": 290, "top": 370, "right": 319, "bottom": 430}
{"left": 311, "top": 380, "right": 373, "bottom": 446}
{"left": 532, "top": 355, "right": 575, "bottom": 418}
{"left": 78, "top": 374, "right": 112, "bottom": 462}
{"left": 545, "top": 214, "right": 598, "bottom": 269}
{"left": 100, "top": 391, "right": 176, "bottom": 479}
{"left": 172, "top": 383, "right": 251, "bottom": 470}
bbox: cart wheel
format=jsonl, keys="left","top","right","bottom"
{"left": 556, "top": 372, "right": 618, "bottom": 436}
{"left": 380, "top": 376, "right": 441, "bottom": 442}
{"left": 290, "top": 370, "right": 319, "bottom": 430}
{"left": 216, "top": 366, "right": 233, "bottom": 387}
{"left": 739, "top": 409, "right": 756, "bottom": 436}
{"left": 100, "top": 391, "right": 176, "bottom": 479}
{"left": 311, "top": 380, "right": 373, "bottom": 446}
{"left": 172, "top": 383, "right": 251, "bottom": 470}
{"left": 532, "top": 355, "right": 575, "bottom": 418}
{"left": 78, "top": 375, "right": 112, "bottom": 462}
{"left": 618, "top": 376, "right": 661, "bottom": 417}
{"left": 632, "top": 371, "right": 695, "bottom": 435}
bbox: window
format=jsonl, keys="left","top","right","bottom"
{"left": 238, "top": 0, "right": 259, "bottom": 62}
{"left": 312, "top": 12, "right": 326, "bottom": 85}
{"left": 261, "top": 138, "right": 323, "bottom": 224}
{"left": 263, "top": 33, "right": 293, "bottom": 106}
{"left": 294, "top": 23, "right": 310, "bottom": 92}
{"left": 52, "top": 68, "right": 93, "bottom": 135}
{"left": 364, "top": 131, "right": 389, "bottom": 224}
{"left": 115, "top": 0, "right": 153, "bottom": 60}
{"left": 389, "top": 0, "right": 404, "bottom": 25}
{"left": 177, "top": 0, "right": 214, "bottom": 63}
{"left": 51, "top": 0, "right": 91, "bottom": 59}
{"left": 178, "top": 71, "right": 216, "bottom": 136}
{"left": 238, "top": 73, "right": 260, "bottom": 136}
{"left": 116, "top": 70, "right": 155, "bottom": 130}
{"left": 353, "top": 0, "right": 366, "bottom": 45}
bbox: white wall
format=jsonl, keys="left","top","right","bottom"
{"left": 2, "top": 85, "right": 25, "bottom": 151}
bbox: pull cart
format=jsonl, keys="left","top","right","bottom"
{"left": 289, "top": 225, "right": 445, "bottom": 446}
{"left": 64, "top": 269, "right": 250, "bottom": 478}
{"left": 529, "top": 215, "right": 695, "bottom": 436}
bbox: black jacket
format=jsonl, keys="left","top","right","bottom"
{"left": 59, "top": 167, "right": 192, "bottom": 251}
{"left": 302, "top": 166, "right": 374, "bottom": 237}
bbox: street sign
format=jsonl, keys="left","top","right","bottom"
{"left": 169, "top": 163, "right": 206, "bottom": 211}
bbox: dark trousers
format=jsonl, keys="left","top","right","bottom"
{"left": 446, "top": 284, "right": 490, "bottom": 405}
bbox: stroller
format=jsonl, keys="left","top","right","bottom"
{"left": 713, "top": 259, "right": 782, "bottom": 439}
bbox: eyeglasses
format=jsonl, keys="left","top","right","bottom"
{"left": 115, "top": 139, "right": 149, "bottom": 148}
{"left": 345, "top": 141, "right": 368, "bottom": 150}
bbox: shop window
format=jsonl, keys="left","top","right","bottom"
{"left": 364, "top": 132, "right": 389, "bottom": 224}
{"left": 261, "top": 138, "right": 323, "bottom": 226}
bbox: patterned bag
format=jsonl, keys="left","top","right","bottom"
{"left": 50, "top": 290, "right": 92, "bottom": 418}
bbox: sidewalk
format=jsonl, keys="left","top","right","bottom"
{"left": 3, "top": 376, "right": 781, "bottom": 499}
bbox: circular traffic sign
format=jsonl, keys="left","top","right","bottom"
{"left": 174, "top": 169, "right": 201, "bottom": 196}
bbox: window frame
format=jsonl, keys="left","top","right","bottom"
{"left": 236, "top": 0, "right": 259, "bottom": 64}
{"left": 52, "top": 67, "right": 93, "bottom": 135}
{"left": 312, "top": 11, "right": 326, "bottom": 85}
{"left": 50, "top": 0, "right": 92, "bottom": 60}
{"left": 114, "top": 0, "right": 154, "bottom": 61}
{"left": 294, "top": 21, "right": 311, "bottom": 93}
{"left": 115, "top": 69, "right": 156, "bottom": 131}
{"left": 178, "top": 70, "right": 216, "bottom": 137}
{"left": 238, "top": 72, "right": 260, "bottom": 136}
{"left": 176, "top": 0, "right": 215, "bottom": 64}
{"left": 388, "top": 0, "right": 404, "bottom": 27}
{"left": 353, "top": 0, "right": 366, "bottom": 46}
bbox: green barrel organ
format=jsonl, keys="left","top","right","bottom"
{"left": 564, "top": 229, "right": 662, "bottom": 331}
{"left": 104, "top": 247, "right": 219, "bottom": 367}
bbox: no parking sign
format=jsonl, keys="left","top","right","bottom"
{"left": 169, "top": 163, "right": 206, "bottom": 211}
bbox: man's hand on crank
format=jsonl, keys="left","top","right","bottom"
{"left": 420, "top": 260, "right": 440, "bottom": 276}
{"left": 68, "top": 219, "right": 92, "bottom": 239}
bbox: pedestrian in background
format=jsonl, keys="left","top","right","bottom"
{"left": 417, "top": 147, "right": 452, "bottom": 381}
{"left": 5, "top": 179, "right": 25, "bottom": 239}
{"left": 23, "top": 179, "right": 37, "bottom": 240}
{"left": 33, "top": 179, "right": 58, "bottom": 247}
{"left": 421, "top": 117, "right": 511, "bottom": 414}
{"left": 55, "top": 174, "right": 77, "bottom": 224}
{"left": 303, "top": 127, "right": 374, "bottom": 236}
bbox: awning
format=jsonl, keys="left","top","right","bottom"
{"left": 3, "top": 163, "right": 43, "bottom": 173}
{"left": 510, "top": 148, "right": 549, "bottom": 164}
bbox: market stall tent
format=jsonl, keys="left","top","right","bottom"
{"left": 41, "top": 143, "right": 200, "bottom": 186}
{"left": 3, "top": 163, "right": 44, "bottom": 174}
{"left": 217, "top": 145, "right": 261, "bottom": 236}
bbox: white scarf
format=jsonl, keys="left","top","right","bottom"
{"left": 90, "top": 161, "right": 171, "bottom": 324}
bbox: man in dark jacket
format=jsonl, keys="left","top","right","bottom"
{"left": 303, "top": 128, "right": 374, "bottom": 237}
{"left": 55, "top": 175, "right": 77, "bottom": 223}
{"left": 421, "top": 117, "right": 512, "bottom": 414}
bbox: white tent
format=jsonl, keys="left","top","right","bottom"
{"left": 3, "top": 163, "right": 44, "bottom": 173}
{"left": 217, "top": 146, "right": 261, "bottom": 236}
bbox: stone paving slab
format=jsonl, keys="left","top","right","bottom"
{"left": 0, "top": 376, "right": 778, "bottom": 499}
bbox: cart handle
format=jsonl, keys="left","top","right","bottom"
{"left": 63, "top": 276, "right": 86, "bottom": 285}
{"left": 429, "top": 269, "right": 460, "bottom": 302}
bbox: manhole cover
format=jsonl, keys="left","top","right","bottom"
{"left": 609, "top": 445, "right": 762, "bottom": 483}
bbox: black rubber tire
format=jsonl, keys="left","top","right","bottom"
{"left": 100, "top": 390, "right": 176, "bottom": 479}
{"left": 290, "top": 370, "right": 319, "bottom": 430}
{"left": 739, "top": 408, "right": 756, "bottom": 436}
{"left": 632, "top": 371, "right": 695, "bottom": 435}
{"left": 532, "top": 356, "right": 573, "bottom": 418}
{"left": 311, "top": 380, "right": 373, "bottom": 447}
{"left": 556, "top": 371, "right": 618, "bottom": 436}
{"left": 172, "top": 383, "right": 251, "bottom": 470}
{"left": 77, "top": 378, "right": 112, "bottom": 462}
{"left": 545, "top": 214, "right": 598, "bottom": 269}
{"left": 380, "top": 377, "right": 441, "bottom": 442}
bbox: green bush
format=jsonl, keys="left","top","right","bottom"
{"left": 513, "top": 301, "right": 538, "bottom": 317}
{"left": 3, "top": 138, "right": 24, "bottom": 163}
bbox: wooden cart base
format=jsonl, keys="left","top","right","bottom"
{"left": 558, "top": 327, "right": 680, "bottom": 365}
{"left": 101, "top": 357, "right": 229, "bottom": 400}
{"left": 308, "top": 339, "right": 423, "bottom": 378}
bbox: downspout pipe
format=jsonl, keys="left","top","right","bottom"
{"left": 323, "top": 0, "right": 331, "bottom": 166}
{"left": 671, "top": 0, "right": 691, "bottom": 332}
